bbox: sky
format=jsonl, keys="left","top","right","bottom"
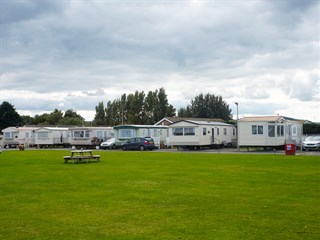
{"left": 1, "top": 0, "right": 319, "bottom": 122}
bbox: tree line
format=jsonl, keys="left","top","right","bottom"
{"left": 93, "top": 88, "right": 233, "bottom": 125}
{"left": 93, "top": 88, "right": 177, "bottom": 126}
{"left": 1, "top": 88, "right": 319, "bottom": 134}
{"left": 0, "top": 88, "right": 240, "bottom": 130}
{"left": 0, "top": 101, "right": 85, "bottom": 130}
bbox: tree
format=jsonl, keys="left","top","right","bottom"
{"left": 0, "top": 101, "right": 21, "bottom": 130}
{"left": 34, "top": 113, "right": 49, "bottom": 125}
{"left": 20, "top": 115, "right": 36, "bottom": 125}
{"left": 103, "top": 88, "right": 175, "bottom": 125}
{"left": 144, "top": 90, "right": 157, "bottom": 124}
{"left": 178, "top": 93, "right": 232, "bottom": 121}
{"left": 126, "top": 91, "right": 145, "bottom": 124}
{"left": 60, "top": 109, "right": 85, "bottom": 126}
{"left": 47, "top": 109, "right": 63, "bottom": 125}
{"left": 93, "top": 102, "right": 106, "bottom": 126}
{"left": 303, "top": 122, "right": 320, "bottom": 134}
{"left": 154, "top": 87, "right": 176, "bottom": 122}
{"left": 64, "top": 109, "right": 84, "bottom": 120}
{"left": 178, "top": 105, "right": 192, "bottom": 117}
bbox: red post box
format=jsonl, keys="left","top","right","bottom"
{"left": 285, "top": 144, "right": 296, "bottom": 155}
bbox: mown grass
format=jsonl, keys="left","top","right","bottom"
{"left": 0, "top": 150, "right": 319, "bottom": 239}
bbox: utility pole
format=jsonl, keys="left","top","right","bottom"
{"left": 235, "top": 102, "right": 239, "bottom": 151}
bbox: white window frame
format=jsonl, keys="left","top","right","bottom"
{"left": 184, "top": 128, "right": 195, "bottom": 136}
{"left": 252, "top": 125, "right": 263, "bottom": 135}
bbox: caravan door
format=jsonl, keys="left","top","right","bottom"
{"left": 211, "top": 128, "right": 215, "bottom": 144}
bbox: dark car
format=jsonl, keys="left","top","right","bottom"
{"left": 121, "top": 137, "right": 155, "bottom": 151}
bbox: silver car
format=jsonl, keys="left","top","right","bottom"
{"left": 100, "top": 138, "right": 116, "bottom": 150}
{"left": 302, "top": 136, "right": 320, "bottom": 151}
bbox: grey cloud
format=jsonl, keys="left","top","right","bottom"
{"left": 1, "top": 0, "right": 67, "bottom": 24}
{"left": 2, "top": 0, "right": 319, "bottom": 121}
{"left": 9, "top": 98, "right": 61, "bottom": 113}
{"left": 279, "top": 74, "right": 319, "bottom": 102}
{"left": 239, "top": 101, "right": 287, "bottom": 116}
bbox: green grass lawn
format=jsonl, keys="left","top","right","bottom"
{"left": 0, "top": 150, "right": 319, "bottom": 240}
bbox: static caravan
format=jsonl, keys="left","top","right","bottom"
{"left": 34, "top": 127, "right": 70, "bottom": 148}
{"left": 69, "top": 127, "right": 114, "bottom": 148}
{"left": 169, "top": 120, "right": 236, "bottom": 149}
{"left": 2, "top": 127, "right": 20, "bottom": 147}
{"left": 113, "top": 125, "right": 169, "bottom": 148}
{"left": 237, "top": 116, "right": 303, "bottom": 149}
{"left": 2, "top": 126, "right": 39, "bottom": 148}
{"left": 16, "top": 127, "right": 38, "bottom": 147}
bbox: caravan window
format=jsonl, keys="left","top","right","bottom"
{"left": 184, "top": 128, "right": 195, "bottom": 136}
{"left": 252, "top": 125, "right": 263, "bottom": 135}
{"left": 292, "top": 126, "right": 297, "bottom": 136}
{"left": 37, "top": 132, "right": 49, "bottom": 139}
{"left": 268, "top": 125, "right": 275, "bottom": 137}
{"left": 203, "top": 128, "right": 207, "bottom": 136}
{"left": 74, "top": 130, "right": 89, "bottom": 138}
{"left": 224, "top": 128, "right": 227, "bottom": 135}
{"left": 119, "top": 129, "right": 135, "bottom": 138}
{"left": 173, "top": 128, "right": 183, "bottom": 136}
{"left": 97, "top": 131, "right": 103, "bottom": 139}
{"left": 277, "top": 125, "right": 284, "bottom": 137}
{"left": 4, "top": 132, "right": 11, "bottom": 139}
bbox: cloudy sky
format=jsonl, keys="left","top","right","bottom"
{"left": 1, "top": 0, "right": 319, "bottom": 122}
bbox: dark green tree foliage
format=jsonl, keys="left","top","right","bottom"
{"left": 104, "top": 88, "right": 176, "bottom": 125}
{"left": 47, "top": 109, "right": 63, "bottom": 125}
{"left": 144, "top": 90, "right": 157, "bottom": 124}
{"left": 178, "top": 93, "right": 232, "bottom": 121}
{"left": 64, "top": 109, "right": 84, "bottom": 119}
{"left": 155, "top": 88, "right": 175, "bottom": 121}
{"left": 34, "top": 113, "right": 49, "bottom": 125}
{"left": 60, "top": 109, "right": 84, "bottom": 126}
{"left": 20, "top": 115, "right": 36, "bottom": 125}
{"left": 303, "top": 123, "right": 320, "bottom": 134}
{"left": 26, "top": 109, "right": 85, "bottom": 126}
{"left": 93, "top": 102, "right": 106, "bottom": 126}
{"left": 177, "top": 105, "right": 193, "bottom": 118}
{"left": 0, "top": 101, "right": 21, "bottom": 130}
{"left": 105, "top": 98, "right": 125, "bottom": 126}
{"left": 126, "top": 91, "right": 145, "bottom": 124}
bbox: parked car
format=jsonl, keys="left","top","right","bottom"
{"left": 302, "top": 136, "right": 320, "bottom": 151}
{"left": 121, "top": 137, "right": 155, "bottom": 151}
{"left": 100, "top": 138, "right": 116, "bottom": 149}
{"left": 144, "top": 137, "right": 154, "bottom": 145}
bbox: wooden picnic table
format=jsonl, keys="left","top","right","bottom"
{"left": 64, "top": 150, "right": 100, "bottom": 164}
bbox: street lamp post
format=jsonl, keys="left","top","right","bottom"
{"left": 235, "top": 102, "right": 239, "bottom": 120}
{"left": 235, "top": 102, "right": 239, "bottom": 151}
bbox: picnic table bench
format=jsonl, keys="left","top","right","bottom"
{"left": 64, "top": 150, "right": 100, "bottom": 164}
